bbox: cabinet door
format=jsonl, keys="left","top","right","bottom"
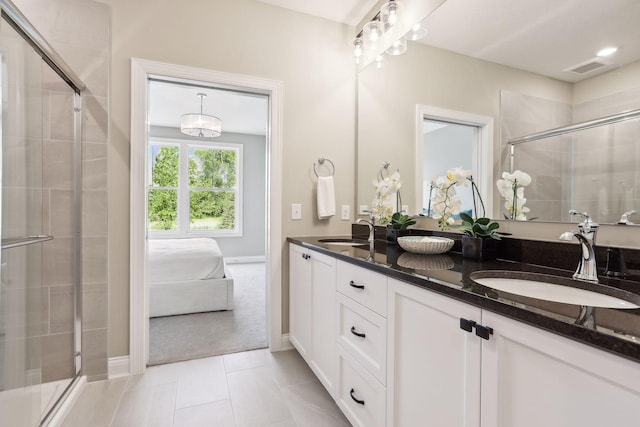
{"left": 289, "top": 244, "right": 311, "bottom": 360}
{"left": 309, "top": 249, "right": 337, "bottom": 395}
{"left": 387, "top": 278, "right": 482, "bottom": 427}
{"left": 481, "top": 311, "right": 640, "bottom": 427}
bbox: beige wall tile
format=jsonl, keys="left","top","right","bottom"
{"left": 82, "top": 327, "right": 107, "bottom": 380}
{"left": 82, "top": 190, "right": 108, "bottom": 235}
{"left": 42, "top": 332, "right": 74, "bottom": 383}
{"left": 82, "top": 283, "right": 108, "bottom": 330}
{"left": 50, "top": 285, "right": 74, "bottom": 334}
{"left": 81, "top": 236, "right": 107, "bottom": 284}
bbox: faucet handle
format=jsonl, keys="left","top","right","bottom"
{"left": 569, "top": 210, "right": 598, "bottom": 230}
{"left": 618, "top": 210, "right": 637, "bottom": 225}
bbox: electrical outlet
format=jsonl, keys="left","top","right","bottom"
{"left": 359, "top": 205, "right": 369, "bottom": 215}
{"left": 291, "top": 203, "right": 302, "bottom": 220}
{"left": 341, "top": 205, "right": 350, "bottom": 220}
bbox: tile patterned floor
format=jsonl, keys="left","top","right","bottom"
{"left": 61, "top": 349, "right": 351, "bottom": 427}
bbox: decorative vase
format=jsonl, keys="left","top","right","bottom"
{"left": 386, "top": 228, "right": 406, "bottom": 245}
{"left": 461, "top": 236, "right": 497, "bottom": 261}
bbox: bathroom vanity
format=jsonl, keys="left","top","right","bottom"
{"left": 288, "top": 235, "right": 640, "bottom": 427}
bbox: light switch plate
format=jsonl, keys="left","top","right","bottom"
{"left": 291, "top": 203, "right": 302, "bottom": 220}
{"left": 341, "top": 205, "right": 350, "bottom": 220}
{"left": 402, "top": 204, "right": 409, "bottom": 214}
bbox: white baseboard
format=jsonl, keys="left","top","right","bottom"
{"left": 108, "top": 356, "right": 131, "bottom": 378}
{"left": 225, "top": 256, "right": 266, "bottom": 264}
{"left": 280, "top": 334, "right": 294, "bottom": 351}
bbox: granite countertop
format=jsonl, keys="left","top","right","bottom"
{"left": 288, "top": 235, "right": 640, "bottom": 363}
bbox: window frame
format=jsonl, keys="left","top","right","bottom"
{"left": 147, "top": 137, "right": 243, "bottom": 238}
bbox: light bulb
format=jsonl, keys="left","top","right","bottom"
{"left": 387, "top": 38, "right": 407, "bottom": 56}
{"left": 381, "top": 1, "right": 400, "bottom": 31}
{"left": 406, "top": 20, "right": 428, "bottom": 41}
{"left": 363, "top": 20, "right": 382, "bottom": 47}
{"left": 353, "top": 37, "right": 363, "bottom": 58}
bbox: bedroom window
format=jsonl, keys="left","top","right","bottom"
{"left": 147, "top": 139, "right": 243, "bottom": 236}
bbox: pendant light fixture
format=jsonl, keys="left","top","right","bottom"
{"left": 180, "top": 93, "right": 222, "bottom": 138}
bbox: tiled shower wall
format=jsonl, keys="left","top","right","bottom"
{"left": 501, "top": 88, "right": 640, "bottom": 224}
{"left": 13, "top": 0, "right": 110, "bottom": 380}
{"left": 500, "top": 90, "right": 573, "bottom": 222}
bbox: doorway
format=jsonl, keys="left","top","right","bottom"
{"left": 145, "top": 79, "right": 268, "bottom": 365}
{"left": 130, "top": 60, "right": 283, "bottom": 375}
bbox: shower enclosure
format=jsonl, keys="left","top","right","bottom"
{"left": 0, "top": 1, "right": 84, "bottom": 425}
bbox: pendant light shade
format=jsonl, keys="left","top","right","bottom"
{"left": 181, "top": 93, "right": 222, "bottom": 138}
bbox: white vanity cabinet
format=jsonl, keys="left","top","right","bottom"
{"left": 335, "top": 260, "right": 389, "bottom": 427}
{"left": 481, "top": 311, "right": 640, "bottom": 427}
{"left": 288, "top": 244, "right": 337, "bottom": 396}
{"left": 387, "top": 277, "right": 640, "bottom": 427}
{"left": 387, "top": 278, "right": 482, "bottom": 427}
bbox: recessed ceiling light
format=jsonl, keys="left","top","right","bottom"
{"left": 597, "top": 47, "right": 618, "bottom": 57}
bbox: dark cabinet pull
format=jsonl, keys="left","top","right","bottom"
{"left": 349, "top": 280, "right": 365, "bottom": 289}
{"left": 350, "top": 326, "right": 366, "bottom": 338}
{"left": 350, "top": 388, "right": 365, "bottom": 405}
{"left": 301, "top": 253, "right": 311, "bottom": 260}
{"left": 475, "top": 324, "right": 493, "bottom": 340}
{"left": 459, "top": 318, "right": 477, "bottom": 333}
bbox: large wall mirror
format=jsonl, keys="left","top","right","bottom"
{"left": 357, "top": 0, "right": 640, "bottom": 225}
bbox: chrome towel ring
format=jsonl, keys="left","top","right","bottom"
{"left": 313, "top": 157, "right": 335, "bottom": 177}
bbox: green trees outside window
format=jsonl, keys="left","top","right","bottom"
{"left": 148, "top": 142, "right": 239, "bottom": 233}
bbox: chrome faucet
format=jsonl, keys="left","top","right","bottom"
{"left": 618, "top": 210, "right": 637, "bottom": 225}
{"left": 356, "top": 211, "right": 376, "bottom": 243}
{"left": 559, "top": 210, "right": 599, "bottom": 283}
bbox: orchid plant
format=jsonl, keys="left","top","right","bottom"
{"left": 430, "top": 167, "right": 486, "bottom": 230}
{"left": 371, "top": 170, "right": 402, "bottom": 224}
{"left": 496, "top": 170, "right": 532, "bottom": 221}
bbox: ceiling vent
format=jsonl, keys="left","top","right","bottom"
{"left": 564, "top": 58, "right": 610, "bottom": 74}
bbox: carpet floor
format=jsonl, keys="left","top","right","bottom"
{"left": 148, "top": 262, "right": 267, "bottom": 366}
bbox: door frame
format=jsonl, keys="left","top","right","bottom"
{"left": 415, "top": 105, "right": 494, "bottom": 218}
{"left": 130, "top": 59, "right": 283, "bottom": 374}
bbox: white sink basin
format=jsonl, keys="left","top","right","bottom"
{"left": 317, "top": 238, "right": 369, "bottom": 247}
{"left": 470, "top": 271, "right": 640, "bottom": 309}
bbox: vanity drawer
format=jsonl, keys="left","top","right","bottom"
{"left": 337, "top": 347, "right": 386, "bottom": 427}
{"left": 337, "top": 260, "right": 388, "bottom": 316}
{"left": 337, "top": 293, "right": 387, "bottom": 385}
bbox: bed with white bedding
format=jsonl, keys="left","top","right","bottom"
{"left": 148, "top": 238, "right": 233, "bottom": 317}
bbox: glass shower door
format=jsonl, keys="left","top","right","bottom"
{"left": 0, "top": 10, "right": 81, "bottom": 425}
{"left": 0, "top": 15, "right": 45, "bottom": 426}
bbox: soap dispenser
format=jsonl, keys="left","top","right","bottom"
{"left": 604, "top": 247, "right": 629, "bottom": 277}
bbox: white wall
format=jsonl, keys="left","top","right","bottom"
{"left": 109, "top": 0, "right": 356, "bottom": 357}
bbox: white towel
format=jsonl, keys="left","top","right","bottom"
{"left": 317, "top": 176, "right": 336, "bottom": 219}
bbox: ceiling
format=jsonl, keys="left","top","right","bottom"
{"left": 418, "top": 0, "right": 640, "bottom": 83}
{"left": 255, "top": 0, "right": 378, "bottom": 26}
{"left": 149, "top": 1, "right": 640, "bottom": 133}
{"left": 148, "top": 80, "right": 269, "bottom": 136}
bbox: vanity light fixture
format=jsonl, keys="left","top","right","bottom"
{"left": 353, "top": 37, "right": 363, "bottom": 64}
{"left": 406, "top": 20, "right": 428, "bottom": 41}
{"left": 180, "top": 93, "right": 222, "bottom": 138}
{"left": 363, "top": 20, "right": 383, "bottom": 49}
{"left": 387, "top": 38, "right": 407, "bottom": 56}
{"left": 597, "top": 46, "right": 618, "bottom": 57}
{"left": 375, "top": 52, "right": 388, "bottom": 69}
{"left": 380, "top": 1, "right": 400, "bottom": 32}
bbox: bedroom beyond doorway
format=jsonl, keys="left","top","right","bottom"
{"left": 149, "top": 262, "right": 267, "bottom": 365}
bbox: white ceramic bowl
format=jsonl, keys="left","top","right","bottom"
{"left": 397, "top": 236, "right": 455, "bottom": 255}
